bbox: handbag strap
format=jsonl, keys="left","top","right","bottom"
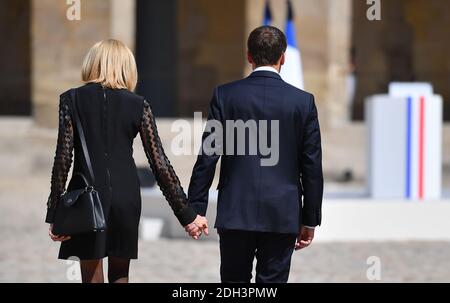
{"left": 69, "top": 89, "right": 96, "bottom": 185}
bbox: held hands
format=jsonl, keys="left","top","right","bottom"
{"left": 48, "top": 224, "right": 71, "bottom": 242}
{"left": 184, "top": 215, "right": 209, "bottom": 240}
{"left": 295, "top": 225, "right": 315, "bottom": 251}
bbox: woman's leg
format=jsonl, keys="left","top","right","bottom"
{"left": 108, "top": 256, "right": 130, "bottom": 283}
{"left": 80, "top": 259, "right": 104, "bottom": 283}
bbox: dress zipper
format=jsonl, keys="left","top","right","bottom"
{"left": 102, "top": 88, "right": 113, "bottom": 198}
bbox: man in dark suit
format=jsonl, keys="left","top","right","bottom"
{"left": 187, "top": 26, "right": 323, "bottom": 283}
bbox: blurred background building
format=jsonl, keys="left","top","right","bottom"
{"left": 1, "top": 0, "right": 450, "bottom": 282}
{"left": 2, "top": 0, "right": 450, "bottom": 189}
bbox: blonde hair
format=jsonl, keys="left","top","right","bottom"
{"left": 81, "top": 39, "right": 138, "bottom": 91}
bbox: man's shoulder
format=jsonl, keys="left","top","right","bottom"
{"left": 215, "top": 76, "right": 280, "bottom": 97}
{"left": 281, "top": 81, "right": 314, "bottom": 101}
{"left": 215, "top": 77, "right": 314, "bottom": 104}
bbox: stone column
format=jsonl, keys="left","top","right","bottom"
{"left": 325, "top": 0, "right": 352, "bottom": 128}
{"left": 31, "top": 0, "right": 128, "bottom": 128}
{"left": 110, "top": 0, "right": 136, "bottom": 51}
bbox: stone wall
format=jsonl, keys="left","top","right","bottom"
{"left": 32, "top": 0, "right": 111, "bottom": 127}
{"left": 31, "top": 0, "right": 135, "bottom": 128}
{"left": 29, "top": 0, "right": 353, "bottom": 129}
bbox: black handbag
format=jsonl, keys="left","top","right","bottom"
{"left": 52, "top": 89, "right": 107, "bottom": 236}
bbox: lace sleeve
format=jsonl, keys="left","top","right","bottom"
{"left": 45, "top": 96, "right": 74, "bottom": 223}
{"left": 139, "top": 100, "right": 197, "bottom": 226}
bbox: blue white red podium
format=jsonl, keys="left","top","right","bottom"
{"left": 366, "top": 83, "right": 443, "bottom": 200}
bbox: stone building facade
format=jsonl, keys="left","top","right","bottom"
{"left": 1, "top": 0, "right": 449, "bottom": 128}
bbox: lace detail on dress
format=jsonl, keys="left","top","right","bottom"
{"left": 139, "top": 100, "right": 196, "bottom": 225}
{"left": 46, "top": 96, "right": 74, "bottom": 222}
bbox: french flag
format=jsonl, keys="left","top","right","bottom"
{"left": 263, "top": 0, "right": 272, "bottom": 26}
{"left": 280, "top": 0, "right": 305, "bottom": 90}
{"left": 404, "top": 94, "right": 442, "bottom": 200}
{"left": 263, "top": 1, "right": 304, "bottom": 90}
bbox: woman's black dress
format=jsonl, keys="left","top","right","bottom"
{"left": 45, "top": 83, "right": 197, "bottom": 260}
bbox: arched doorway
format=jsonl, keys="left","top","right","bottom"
{"left": 135, "top": 0, "right": 246, "bottom": 117}
{"left": 0, "top": 0, "right": 31, "bottom": 116}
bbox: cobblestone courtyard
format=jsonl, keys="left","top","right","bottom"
{"left": 1, "top": 120, "right": 449, "bottom": 283}
{"left": 1, "top": 176, "right": 450, "bottom": 283}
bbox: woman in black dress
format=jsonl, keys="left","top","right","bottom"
{"left": 45, "top": 39, "right": 208, "bottom": 283}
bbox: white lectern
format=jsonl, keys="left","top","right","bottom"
{"left": 366, "top": 83, "right": 443, "bottom": 200}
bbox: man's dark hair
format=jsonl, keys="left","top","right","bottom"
{"left": 247, "top": 26, "right": 287, "bottom": 66}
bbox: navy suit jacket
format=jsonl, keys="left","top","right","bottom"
{"left": 188, "top": 71, "right": 323, "bottom": 234}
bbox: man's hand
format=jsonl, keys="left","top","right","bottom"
{"left": 184, "top": 215, "right": 209, "bottom": 240}
{"left": 295, "top": 225, "right": 315, "bottom": 251}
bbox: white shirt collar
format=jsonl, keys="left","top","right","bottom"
{"left": 252, "top": 66, "right": 279, "bottom": 74}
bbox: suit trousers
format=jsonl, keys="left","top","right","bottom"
{"left": 218, "top": 229, "right": 297, "bottom": 283}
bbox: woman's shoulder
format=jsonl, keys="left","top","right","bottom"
{"left": 58, "top": 89, "right": 75, "bottom": 105}
{"left": 116, "top": 89, "right": 146, "bottom": 103}
{"left": 115, "top": 90, "right": 147, "bottom": 114}
{"left": 59, "top": 83, "right": 92, "bottom": 101}
{"left": 59, "top": 89, "right": 72, "bottom": 100}
{"left": 59, "top": 84, "right": 145, "bottom": 104}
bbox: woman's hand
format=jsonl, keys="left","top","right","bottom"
{"left": 48, "top": 224, "right": 71, "bottom": 242}
{"left": 184, "top": 215, "right": 209, "bottom": 240}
